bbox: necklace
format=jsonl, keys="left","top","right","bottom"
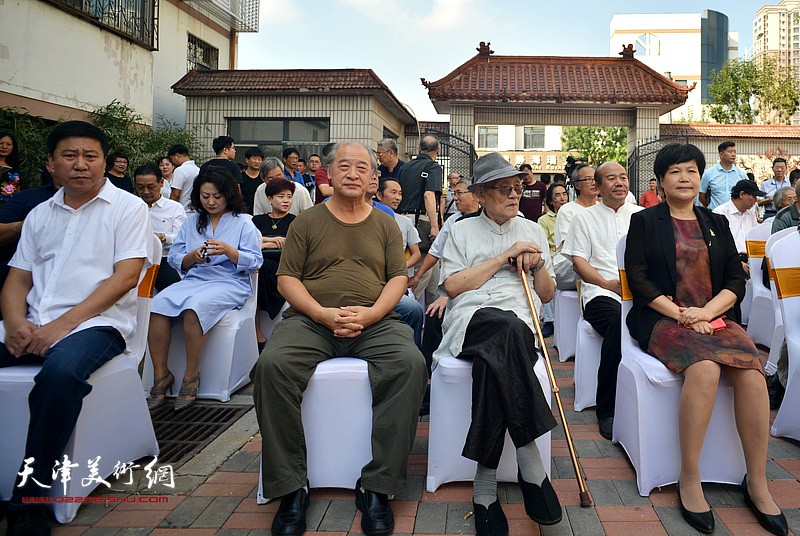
{"left": 268, "top": 214, "right": 285, "bottom": 230}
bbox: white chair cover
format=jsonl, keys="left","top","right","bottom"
{"left": 770, "top": 231, "right": 800, "bottom": 441}
{"left": 257, "top": 357, "right": 373, "bottom": 503}
{"left": 573, "top": 316, "right": 602, "bottom": 412}
{"left": 142, "top": 273, "right": 259, "bottom": 402}
{"left": 615, "top": 235, "right": 746, "bottom": 496}
{"left": 764, "top": 228, "right": 795, "bottom": 375}
{"left": 553, "top": 289, "right": 579, "bottom": 361}
{"left": 0, "top": 234, "right": 161, "bottom": 522}
{"left": 426, "top": 355, "right": 551, "bottom": 493}
{"left": 741, "top": 278, "right": 753, "bottom": 326}
{"left": 745, "top": 222, "right": 775, "bottom": 347}
{"left": 259, "top": 301, "right": 289, "bottom": 342}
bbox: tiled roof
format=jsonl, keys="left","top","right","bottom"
{"left": 171, "top": 69, "right": 415, "bottom": 124}
{"left": 661, "top": 123, "right": 800, "bottom": 139}
{"left": 422, "top": 43, "right": 691, "bottom": 114}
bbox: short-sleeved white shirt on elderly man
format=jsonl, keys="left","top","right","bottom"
{"left": 253, "top": 182, "right": 313, "bottom": 217}
{"left": 9, "top": 179, "right": 151, "bottom": 347}
{"left": 560, "top": 201, "right": 643, "bottom": 309}
{"left": 171, "top": 159, "right": 200, "bottom": 213}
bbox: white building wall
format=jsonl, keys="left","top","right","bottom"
{"left": 544, "top": 126, "right": 562, "bottom": 150}
{"left": 153, "top": 0, "right": 232, "bottom": 128}
{"left": 184, "top": 94, "right": 378, "bottom": 161}
{"left": 497, "top": 125, "right": 515, "bottom": 151}
{"left": 610, "top": 13, "right": 703, "bottom": 122}
{"left": 1, "top": 0, "right": 154, "bottom": 123}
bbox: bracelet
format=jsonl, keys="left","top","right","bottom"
{"left": 532, "top": 257, "right": 546, "bottom": 272}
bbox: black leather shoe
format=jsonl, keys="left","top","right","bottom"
{"left": 742, "top": 476, "right": 788, "bottom": 536}
{"left": 6, "top": 506, "right": 51, "bottom": 536}
{"left": 355, "top": 479, "right": 394, "bottom": 536}
{"left": 271, "top": 485, "right": 309, "bottom": 536}
{"left": 518, "top": 470, "right": 562, "bottom": 525}
{"left": 598, "top": 417, "right": 614, "bottom": 440}
{"left": 767, "top": 375, "right": 785, "bottom": 410}
{"left": 676, "top": 482, "right": 714, "bottom": 533}
{"left": 473, "top": 500, "right": 508, "bottom": 536}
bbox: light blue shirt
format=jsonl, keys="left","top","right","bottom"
{"left": 699, "top": 163, "right": 748, "bottom": 210}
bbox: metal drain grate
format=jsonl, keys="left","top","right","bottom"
{"left": 149, "top": 403, "right": 251, "bottom": 468}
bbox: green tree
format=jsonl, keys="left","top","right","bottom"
{"left": 0, "top": 101, "right": 202, "bottom": 190}
{"left": 560, "top": 127, "right": 627, "bottom": 168}
{"left": 707, "top": 56, "right": 800, "bottom": 124}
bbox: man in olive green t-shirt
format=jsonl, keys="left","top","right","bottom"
{"left": 252, "top": 141, "right": 427, "bottom": 536}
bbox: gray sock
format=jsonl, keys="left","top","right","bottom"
{"left": 517, "top": 440, "right": 546, "bottom": 485}
{"left": 473, "top": 464, "right": 497, "bottom": 507}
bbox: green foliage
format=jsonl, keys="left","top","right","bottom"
{"left": 707, "top": 56, "right": 800, "bottom": 124}
{"left": 560, "top": 127, "right": 627, "bottom": 168}
{"left": 674, "top": 106, "right": 712, "bottom": 124}
{"left": 0, "top": 100, "right": 202, "bottom": 190}
{"left": 0, "top": 107, "right": 55, "bottom": 190}
{"left": 89, "top": 100, "right": 203, "bottom": 171}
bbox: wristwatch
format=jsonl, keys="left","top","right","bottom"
{"left": 532, "top": 257, "right": 546, "bottom": 272}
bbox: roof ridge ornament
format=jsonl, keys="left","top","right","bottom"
{"left": 620, "top": 44, "right": 634, "bottom": 59}
{"left": 477, "top": 41, "right": 494, "bottom": 57}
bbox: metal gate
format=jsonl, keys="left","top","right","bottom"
{"left": 627, "top": 136, "right": 688, "bottom": 199}
{"left": 420, "top": 126, "right": 478, "bottom": 180}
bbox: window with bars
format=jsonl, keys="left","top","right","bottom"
{"left": 42, "top": 0, "right": 157, "bottom": 49}
{"left": 477, "top": 126, "right": 498, "bottom": 149}
{"left": 187, "top": 34, "right": 219, "bottom": 71}
{"left": 523, "top": 126, "right": 545, "bottom": 149}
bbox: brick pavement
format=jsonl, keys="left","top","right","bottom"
{"left": 2, "top": 338, "right": 798, "bottom": 536}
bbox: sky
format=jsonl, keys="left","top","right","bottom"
{"left": 238, "top": 0, "right": 764, "bottom": 122}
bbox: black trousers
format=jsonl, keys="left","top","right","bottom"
{"left": 456, "top": 308, "right": 557, "bottom": 469}
{"left": 154, "top": 256, "right": 181, "bottom": 291}
{"left": 582, "top": 296, "right": 622, "bottom": 420}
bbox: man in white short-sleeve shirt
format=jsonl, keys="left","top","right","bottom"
{"left": 713, "top": 179, "right": 764, "bottom": 272}
{"left": 1, "top": 121, "right": 151, "bottom": 535}
{"left": 561, "top": 161, "right": 642, "bottom": 440}
{"left": 134, "top": 163, "right": 187, "bottom": 290}
{"left": 552, "top": 165, "right": 597, "bottom": 289}
{"left": 168, "top": 144, "right": 200, "bottom": 213}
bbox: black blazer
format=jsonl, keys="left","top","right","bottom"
{"left": 624, "top": 202, "right": 746, "bottom": 350}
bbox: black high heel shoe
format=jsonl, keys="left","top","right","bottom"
{"left": 676, "top": 482, "right": 714, "bottom": 533}
{"left": 741, "top": 476, "right": 788, "bottom": 536}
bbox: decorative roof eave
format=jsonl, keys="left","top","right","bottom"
{"left": 422, "top": 42, "right": 693, "bottom": 115}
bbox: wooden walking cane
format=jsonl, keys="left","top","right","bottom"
{"left": 511, "top": 258, "right": 593, "bottom": 507}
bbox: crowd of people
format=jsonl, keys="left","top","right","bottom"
{"left": 0, "top": 121, "right": 794, "bottom": 536}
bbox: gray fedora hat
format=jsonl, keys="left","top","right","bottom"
{"left": 467, "top": 152, "right": 529, "bottom": 192}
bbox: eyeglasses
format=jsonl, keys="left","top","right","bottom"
{"left": 454, "top": 190, "right": 471, "bottom": 196}
{"left": 483, "top": 184, "right": 522, "bottom": 196}
{"left": 575, "top": 178, "right": 594, "bottom": 183}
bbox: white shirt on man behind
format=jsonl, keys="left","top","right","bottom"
{"left": 171, "top": 159, "right": 200, "bottom": 213}
{"left": 713, "top": 200, "right": 759, "bottom": 254}
{"left": 149, "top": 195, "right": 187, "bottom": 257}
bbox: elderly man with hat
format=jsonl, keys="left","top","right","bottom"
{"left": 712, "top": 179, "right": 765, "bottom": 277}
{"left": 433, "top": 152, "right": 561, "bottom": 534}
